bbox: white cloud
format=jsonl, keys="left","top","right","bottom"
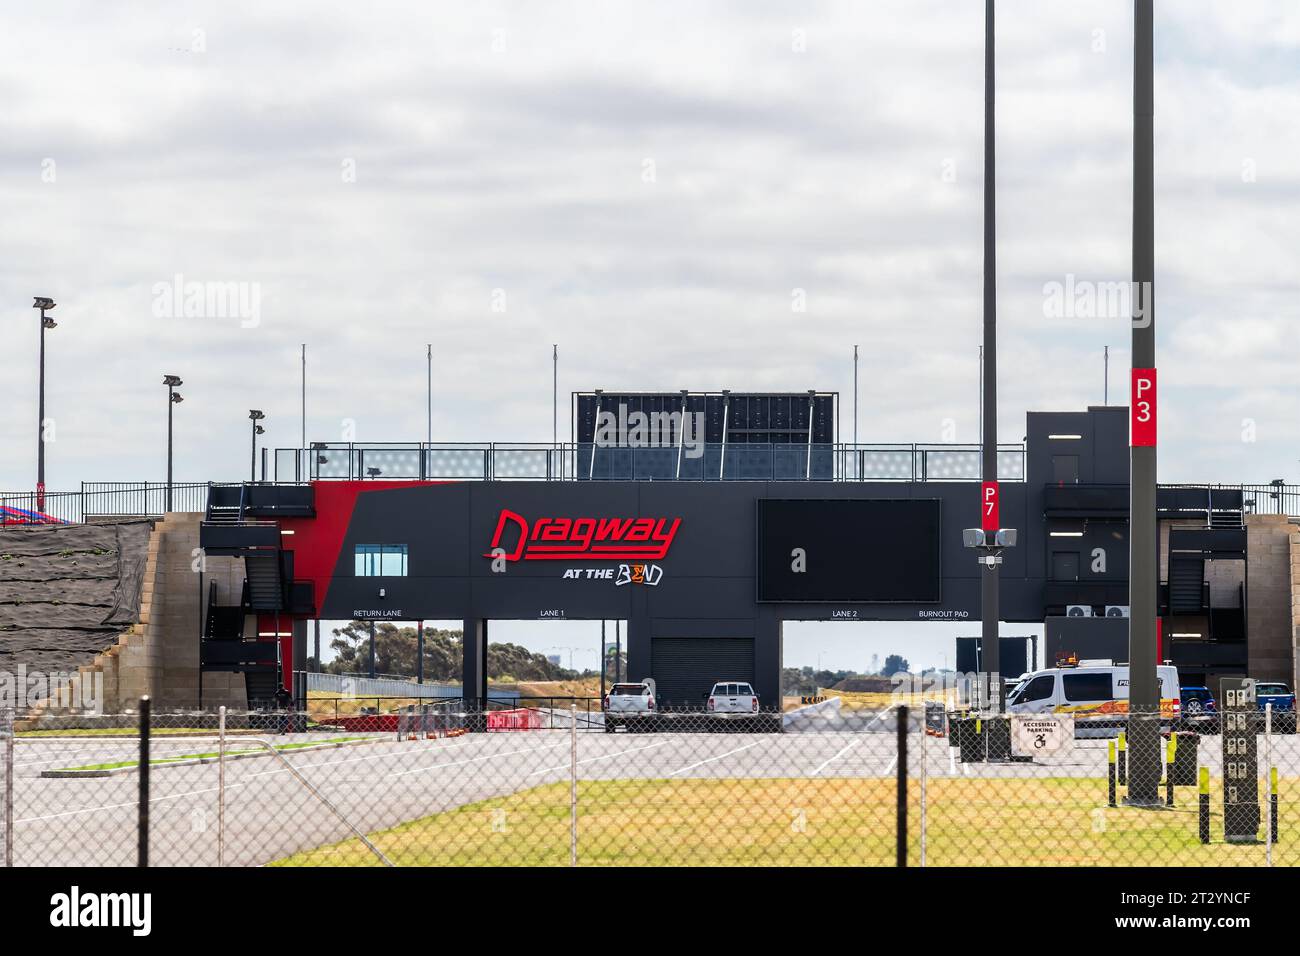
{"left": 0, "top": 0, "right": 1295, "bottom": 490}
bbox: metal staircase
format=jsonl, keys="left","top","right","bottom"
{"left": 197, "top": 483, "right": 318, "bottom": 708}
{"left": 1168, "top": 555, "right": 1206, "bottom": 614}
{"left": 244, "top": 552, "right": 285, "bottom": 610}
{"left": 200, "top": 580, "right": 283, "bottom": 708}
{"left": 244, "top": 669, "right": 283, "bottom": 709}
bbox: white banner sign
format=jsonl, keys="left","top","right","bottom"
{"left": 1012, "top": 715, "right": 1074, "bottom": 756}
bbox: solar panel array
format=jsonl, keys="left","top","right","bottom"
{"left": 574, "top": 391, "right": 836, "bottom": 480}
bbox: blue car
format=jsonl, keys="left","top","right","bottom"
{"left": 1256, "top": 682, "right": 1297, "bottom": 733}
{"left": 1181, "top": 685, "right": 1216, "bottom": 717}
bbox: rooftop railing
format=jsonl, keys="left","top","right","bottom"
{"left": 274, "top": 442, "right": 1029, "bottom": 483}
{"left": 2, "top": 475, "right": 1295, "bottom": 525}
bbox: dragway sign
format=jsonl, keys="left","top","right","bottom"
{"left": 1012, "top": 715, "right": 1073, "bottom": 756}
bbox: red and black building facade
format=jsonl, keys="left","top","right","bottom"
{"left": 198, "top": 405, "right": 1256, "bottom": 712}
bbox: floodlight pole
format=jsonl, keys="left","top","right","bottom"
{"left": 35, "top": 300, "right": 56, "bottom": 509}
{"left": 166, "top": 382, "right": 176, "bottom": 512}
{"left": 980, "top": 0, "right": 1001, "bottom": 712}
{"left": 1126, "top": 0, "right": 1161, "bottom": 805}
{"left": 852, "top": 345, "right": 859, "bottom": 448}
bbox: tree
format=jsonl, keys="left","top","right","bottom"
{"left": 324, "top": 621, "right": 589, "bottom": 683}
{"left": 882, "top": 654, "right": 910, "bottom": 677}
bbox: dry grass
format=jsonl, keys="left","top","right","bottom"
{"left": 273, "top": 775, "right": 1300, "bottom": 867}
{"left": 516, "top": 678, "right": 602, "bottom": 700}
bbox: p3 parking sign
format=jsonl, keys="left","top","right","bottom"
{"left": 1131, "top": 368, "right": 1157, "bottom": 446}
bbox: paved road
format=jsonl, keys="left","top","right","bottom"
{"left": 9, "top": 725, "right": 1299, "bottom": 866}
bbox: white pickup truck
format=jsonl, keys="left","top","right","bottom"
{"left": 603, "top": 680, "right": 656, "bottom": 733}
{"left": 707, "top": 681, "right": 759, "bottom": 714}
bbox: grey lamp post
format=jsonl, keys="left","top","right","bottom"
{"left": 979, "top": 0, "right": 1005, "bottom": 710}
{"left": 1126, "top": 0, "right": 1161, "bottom": 805}
{"left": 248, "top": 409, "right": 265, "bottom": 482}
{"left": 163, "top": 375, "right": 184, "bottom": 512}
{"left": 33, "top": 297, "right": 57, "bottom": 509}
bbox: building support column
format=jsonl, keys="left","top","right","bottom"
{"left": 292, "top": 619, "right": 308, "bottom": 709}
{"left": 755, "top": 610, "right": 782, "bottom": 710}
{"left": 462, "top": 617, "right": 488, "bottom": 731}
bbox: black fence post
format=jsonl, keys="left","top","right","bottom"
{"left": 138, "top": 696, "right": 150, "bottom": 867}
{"left": 896, "top": 705, "right": 908, "bottom": 867}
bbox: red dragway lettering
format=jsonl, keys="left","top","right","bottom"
{"left": 485, "top": 509, "right": 529, "bottom": 560}
{"left": 485, "top": 510, "right": 681, "bottom": 562}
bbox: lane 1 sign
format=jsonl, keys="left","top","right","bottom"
{"left": 1131, "top": 368, "right": 1157, "bottom": 446}
{"left": 981, "top": 481, "right": 999, "bottom": 532}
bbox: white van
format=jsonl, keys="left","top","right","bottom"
{"left": 1006, "top": 661, "right": 1180, "bottom": 734}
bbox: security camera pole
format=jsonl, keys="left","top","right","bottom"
{"left": 1126, "top": 0, "right": 1161, "bottom": 804}
{"left": 979, "top": 0, "right": 1002, "bottom": 711}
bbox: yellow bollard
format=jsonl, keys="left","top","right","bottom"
{"left": 1271, "top": 767, "right": 1280, "bottom": 844}
{"left": 1164, "top": 736, "right": 1176, "bottom": 806}
{"left": 1198, "top": 766, "right": 1210, "bottom": 843}
{"left": 1107, "top": 741, "right": 1117, "bottom": 807}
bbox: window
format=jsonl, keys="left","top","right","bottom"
{"left": 1018, "top": 675, "right": 1055, "bottom": 704}
{"left": 1063, "top": 673, "right": 1113, "bottom": 702}
{"left": 738, "top": 684, "right": 753, "bottom": 696}
{"left": 354, "top": 544, "right": 408, "bottom": 577}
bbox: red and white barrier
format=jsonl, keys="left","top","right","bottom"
{"left": 486, "top": 708, "right": 544, "bottom": 731}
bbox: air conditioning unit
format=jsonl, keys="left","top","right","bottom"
{"left": 1105, "top": 605, "right": 1131, "bottom": 618}
{"left": 1066, "top": 605, "right": 1094, "bottom": 618}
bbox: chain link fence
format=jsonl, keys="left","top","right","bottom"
{"left": 3, "top": 701, "right": 1298, "bottom": 867}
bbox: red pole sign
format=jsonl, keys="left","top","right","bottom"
{"left": 980, "top": 480, "right": 999, "bottom": 531}
{"left": 1131, "top": 368, "right": 1157, "bottom": 446}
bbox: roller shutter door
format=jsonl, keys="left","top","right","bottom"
{"left": 651, "top": 637, "right": 754, "bottom": 709}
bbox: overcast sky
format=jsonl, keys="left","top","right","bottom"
{"left": 3, "top": 0, "right": 1297, "bottom": 495}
